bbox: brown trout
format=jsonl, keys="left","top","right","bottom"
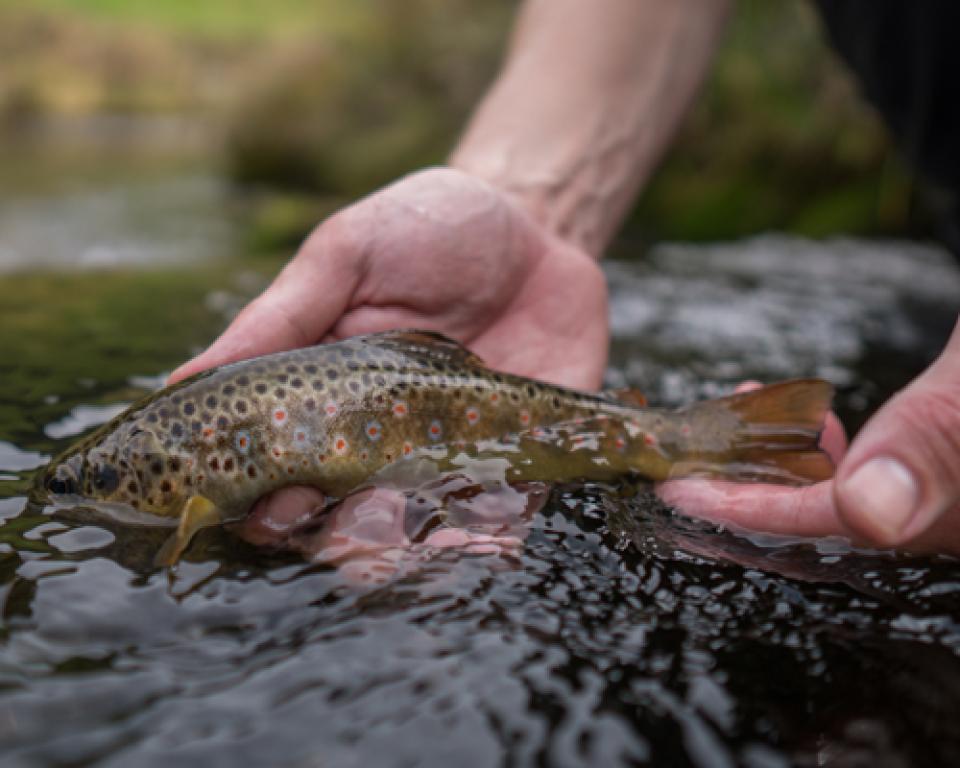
{"left": 37, "top": 330, "right": 834, "bottom": 564}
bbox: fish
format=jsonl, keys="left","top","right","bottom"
{"left": 35, "top": 329, "right": 835, "bottom": 565}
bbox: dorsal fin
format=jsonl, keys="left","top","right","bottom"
{"left": 362, "top": 329, "right": 486, "bottom": 367}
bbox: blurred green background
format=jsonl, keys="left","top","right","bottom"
{"left": 0, "top": 0, "right": 932, "bottom": 250}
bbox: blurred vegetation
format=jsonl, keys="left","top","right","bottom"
{"left": 0, "top": 0, "right": 931, "bottom": 247}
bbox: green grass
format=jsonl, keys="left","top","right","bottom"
{"left": 6, "top": 0, "right": 358, "bottom": 40}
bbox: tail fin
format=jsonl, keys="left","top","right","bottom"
{"left": 671, "top": 379, "right": 835, "bottom": 485}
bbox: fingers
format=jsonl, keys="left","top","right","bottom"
{"left": 168, "top": 222, "right": 363, "bottom": 384}
{"left": 231, "top": 486, "right": 327, "bottom": 547}
{"left": 657, "top": 378, "right": 849, "bottom": 538}
{"left": 833, "top": 319, "right": 960, "bottom": 547}
{"left": 657, "top": 478, "right": 846, "bottom": 538}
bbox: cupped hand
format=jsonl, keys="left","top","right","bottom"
{"left": 660, "top": 319, "right": 960, "bottom": 555}
{"left": 170, "top": 166, "right": 608, "bottom": 389}
{"left": 169, "top": 166, "right": 609, "bottom": 559}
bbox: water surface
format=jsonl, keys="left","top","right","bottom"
{"left": 2, "top": 129, "right": 959, "bottom": 766}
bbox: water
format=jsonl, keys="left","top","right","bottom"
{"left": 2, "top": 123, "right": 960, "bottom": 766}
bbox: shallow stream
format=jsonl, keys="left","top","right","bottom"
{"left": 1, "top": 121, "right": 959, "bottom": 766}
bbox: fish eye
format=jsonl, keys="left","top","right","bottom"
{"left": 93, "top": 464, "right": 120, "bottom": 494}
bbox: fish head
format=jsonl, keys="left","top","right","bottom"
{"left": 39, "top": 418, "right": 186, "bottom": 517}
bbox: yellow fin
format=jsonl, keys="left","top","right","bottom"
{"left": 154, "top": 495, "right": 222, "bottom": 567}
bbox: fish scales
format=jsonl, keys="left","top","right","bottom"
{"left": 38, "top": 330, "right": 835, "bottom": 563}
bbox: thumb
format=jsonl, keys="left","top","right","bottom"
{"left": 168, "top": 222, "right": 362, "bottom": 384}
{"left": 834, "top": 318, "right": 960, "bottom": 546}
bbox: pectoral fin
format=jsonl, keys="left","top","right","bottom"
{"left": 154, "top": 495, "right": 223, "bottom": 567}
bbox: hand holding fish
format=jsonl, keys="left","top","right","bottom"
{"left": 662, "top": 321, "right": 960, "bottom": 555}
{"left": 168, "top": 166, "right": 608, "bottom": 563}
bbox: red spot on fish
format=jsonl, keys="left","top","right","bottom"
{"left": 392, "top": 402, "right": 408, "bottom": 417}
{"left": 202, "top": 427, "right": 215, "bottom": 439}
{"left": 287, "top": 466, "right": 295, "bottom": 475}
{"left": 519, "top": 410, "right": 531, "bottom": 426}
{"left": 428, "top": 421, "right": 442, "bottom": 440}
{"left": 325, "top": 402, "right": 338, "bottom": 416}
{"left": 403, "top": 442, "right": 413, "bottom": 456}
{"left": 615, "top": 437, "right": 626, "bottom": 450}
{"left": 466, "top": 408, "right": 480, "bottom": 425}
{"left": 274, "top": 409, "right": 287, "bottom": 423}
{"left": 489, "top": 393, "right": 500, "bottom": 404}
{"left": 360, "top": 451, "right": 368, "bottom": 461}
{"left": 644, "top": 434, "right": 657, "bottom": 446}
{"left": 681, "top": 424, "right": 691, "bottom": 436}
{"left": 334, "top": 436, "right": 348, "bottom": 455}
{"left": 272, "top": 446, "right": 283, "bottom": 458}
{"left": 366, "top": 422, "right": 381, "bottom": 439}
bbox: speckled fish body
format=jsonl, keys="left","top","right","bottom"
{"left": 38, "top": 330, "right": 834, "bottom": 562}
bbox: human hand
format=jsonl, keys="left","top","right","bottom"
{"left": 170, "top": 166, "right": 608, "bottom": 389}
{"left": 659, "top": 320, "right": 960, "bottom": 555}
{"left": 169, "top": 166, "right": 608, "bottom": 562}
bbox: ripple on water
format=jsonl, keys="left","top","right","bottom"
{"left": 1, "top": 236, "right": 960, "bottom": 766}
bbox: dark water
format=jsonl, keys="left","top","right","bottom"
{"left": 2, "top": 129, "right": 960, "bottom": 766}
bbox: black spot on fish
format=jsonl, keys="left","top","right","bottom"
{"left": 192, "top": 420, "right": 202, "bottom": 432}
{"left": 255, "top": 383, "right": 267, "bottom": 395}
{"left": 150, "top": 460, "right": 163, "bottom": 475}
{"left": 223, "top": 456, "right": 235, "bottom": 472}
{"left": 348, "top": 381, "right": 360, "bottom": 394}
{"left": 247, "top": 465, "right": 257, "bottom": 478}
{"left": 223, "top": 384, "right": 236, "bottom": 396}
{"left": 183, "top": 402, "right": 196, "bottom": 416}
{"left": 206, "top": 395, "right": 218, "bottom": 408}
{"left": 171, "top": 394, "right": 182, "bottom": 405}
{"left": 347, "top": 361, "right": 359, "bottom": 372}
{"left": 235, "top": 400, "right": 248, "bottom": 414}
{"left": 304, "top": 364, "right": 318, "bottom": 374}
{"left": 171, "top": 422, "right": 184, "bottom": 439}
{"left": 552, "top": 396, "right": 561, "bottom": 409}
{"left": 217, "top": 416, "right": 229, "bottom": 430}
{"left": 374, "top": 375, "right": 386, "bottom": 387}
{"left": 275, "top": 388, "right": 286, "bottom": 399}
{"left": 169, "top": 457, "right": 181, "bottom": 472}
{"left": 361, "top": 373, "right": 372, "bottom": 387}
{"left": 237, "top": 375, "right": 250, "bottom": 386}
{"left": 286, "top": 364, "right": 298, "bottom": 374}
{"left": 326, "top": 369, "right": 339, "bottom": 381}
{"left": 525, "top": 385, "right": 536, "bottom": 397}
{"left": 147, "top": 413, "right": 158, "bottom": 423}
{"left": 383, "top": 363, "right": 396, "bottom": 372}
{"left": 311, "top": 380, "right": 325, "bottom": 392}
{"left": 160, "top": 480, "right": 172, "bottom": 494}
{"left": 305, "top": 398, "right": 316, "bottom": 411}
{"left": 291, "top": 377, "right": 303, "bottom": 388}
{"left": 277, "top": 373, "right": 289, "bottom": 384}
{"left": 127, "top": 481, "right": 137, "bottom": 494}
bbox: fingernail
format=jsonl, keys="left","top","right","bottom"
{"left": 841, "top": 457, "right": 918, "bottom": 539}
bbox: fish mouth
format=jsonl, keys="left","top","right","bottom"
{"left": 34, "top": 454, "right": 85, "bottom": 500}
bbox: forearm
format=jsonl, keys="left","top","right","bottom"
{"left": 450, "top": 0, "right": 730, "bottom": 257}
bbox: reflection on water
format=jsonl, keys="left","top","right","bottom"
{"left": 1, "top": 143, "right": 960, "bottom": 765}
